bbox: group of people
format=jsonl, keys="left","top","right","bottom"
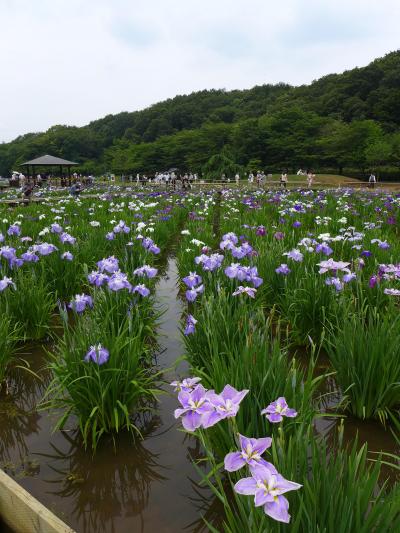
{"left": 122, "top": 171, "right": 198, "bottom": 189}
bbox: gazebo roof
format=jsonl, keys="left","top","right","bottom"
{"left": 21, "top": 155, "right": 78, "bottom": 166}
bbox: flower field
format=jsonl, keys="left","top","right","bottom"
{"left": 0, "top": 185, "right": 399, "bottom": 531}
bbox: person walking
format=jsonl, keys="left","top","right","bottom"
{"left": 307, "top": 171, "right": 314, "bottom": 188}
{"left": 280, "top": 171, "right": 288, "bottom": 188}
{"left": 368, "top": 173, "right": 376, "bottom": 189}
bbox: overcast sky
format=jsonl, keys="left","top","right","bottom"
{"left": 1, "top": 0, "right": 399, "bottom": 142}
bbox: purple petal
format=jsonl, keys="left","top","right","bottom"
{"left": 267, "top": 413, "right": 283, "bottom": 423}
{"left": 264, "top": 496, "right": 290, "bottom": 523}
{"left": 220, "top": 384, "right": 239, "bottom": 400}
{"left": 234, "top": 477, "right": 258, "bottom": 496}
{"left": 174, "top": 407, "right": 188, "bottom": 419}
{"left": 177, "top": 390, "right": 190, "bottom": 407}
{"left": 182, "top": 411, "right": 202, "bottom": 432}
{"left": 256, "top": 459, "right": 279, "bottom": 474}
{"left": 276, "top": 397, "right": 288, "bottom": 409}
{"left": 252, "top": 437, "right": 273, "bottom": 455}
{"left": 201, "top": 410, "right": 222, "bottom": 428}
{"left": 274, "top": 474, "right": 302, "bottom": 494}
{"left": 191, "top": 384, "right": 207, "bottom": 402}
{"left": 233, "top": 389, "right": 250, "bottom": 404}
{"left": 224, "top": 452, "right": 246, "bottom": 472}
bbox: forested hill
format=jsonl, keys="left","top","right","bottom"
{"left": 1, "top": 50, "right": 399, "bottom": 178}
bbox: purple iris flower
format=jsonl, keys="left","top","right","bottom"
{"left": 50, "top": 223, "right": 63, "bottom": 234}
{"left": 315, "top": 243, "right": 333, "bottom": 256}
{"left": 0, "top": 246, "right": 17, "bottom": 260}
{"left": 325, "top": 277, "right": 344, "bottom": 291}
{"left": 184, "top": 314, "right": 197, "bottom": 335}
{"left": 343, "top": 272, "right": 356, "bottom": 283}
{"left": 225, "top": 263, "right": 241, "bottom": 279}
{"left": 174, "top": 384, "right": 214, "bottom": 432}
{"left": 256, "top": 226, "right": 266, "bottom": 236}
{"left": 132, "top": 284, "right": 150, "bottom": 297}
{"left": 292, "top": 221, "right": 301, "bottom": 228}
{"left": 134, "top": 265, "right": 158, "bottom": 278}
{"left": 220, "top": 233, "right": 238, "bottom": 249}
{"left": 283, "top": 249, "right": 303, "bottom": 262}
{"left": 224, "top": 434, "right": 275, "bottom": 472}
{"left": 231, "top": 243, "right": 253, "bottom": 259}
{"left": 361, "top": 250, "right": 372, "bottom": 257}
{"left": 0, "top": 233, "right": 4, "bottom": 243}
{"left": 186, "top": 284, "right": 204, "bottom": 302}
{"left": 202, "top": 385, "right": 249, "bottom": 428}
{"left": 113, "top": 221, "right": 130, "bottom": 234}
{"left": 261, "top": 397, "right": 297, "bottom": 423}
{"left": 275, "top": 263, "right": 291, "bottom": 275}
{"left": 149, "top": 244, "right": 160, "bottom": 254}
{"left": 274, "top": 232, "right": 285, "bottom": 240}
{"left": 88, "top": 270, "right": 109, "bottom": 286}
{"left": 232, "top": 286, "right": 257, "bottom": 298}
{"left": 182, "top": 272, "right": 202, "bottom": 288}
{"left": 227, "top": 265, "right": 263, "bottom": 287}
{"left": 317, "top": 259, "right": 350, "bottom": 274}
{"left": 248, "top": 267, "right": 263, "bottom": 288}
{"left": 369, "top": 275, "right": 378, "bottom": 288}
{"left": 9, "top": 256, "right": 24, "bottom": 269}
{"left": 234, "top": 464, "right": 302, "bottom": 524}
{"left": 21, "top": 250, "right": 39, "bottom": 262}
{"left": 60, "top": 232, "right": 76, "bottom": 245}
{"left": 141, "top": 237, "right": 160, "bottom": 254}
{"left": 84, "top": 344, "right": 110, "bottom": 365}
{"left": 61, "top": 251, "right": 74, "bottom": 261}
{"left": 35, "top": 243, "right": 57, "bottom": 256}
{"left": 97, "top": 256, "right": 119, "bottom": 273}
{"left": 384, "top": 288, "right": 400, "bottom": 296}
{"left": 0, "top": 276, "right": 16, "bottom": 291}
{"left": 7, "top": 224, "right": 21, "bottom": 236}
{"left": 105, "top": 232, "right": 115, "bottom": 241}
{"left": 195, "top": 253, "right": 224, "bottom": 272}
{"left": 170, "top": 376, "right": 201, "bottom": 392}
{"left": 69, "top": 294, "right": 93, "bottom": 313}
{"left": 220, "top": 239, "right": 234, "bottom": 251}
{"left": 108, "top": 271, "right": 132, "bottom": 292}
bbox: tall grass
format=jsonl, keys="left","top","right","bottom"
{"left": 42, "top": 302, "right": 159, "bottom": 451}
{"left": 325, "top": 308, "right": 400, "bottom": 423}
{"left": 0, "top": 271, "right": 55, "bottom": 340}
{"left": 0, "top": 316, "right": 21, "bottom": 386}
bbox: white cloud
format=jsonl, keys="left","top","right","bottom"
{"left": 0, "top": 0, "right": 399, "bottom": 141}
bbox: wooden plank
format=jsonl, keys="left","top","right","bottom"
{"left": 0, "top": 469, "right": 75, "bottom": 533}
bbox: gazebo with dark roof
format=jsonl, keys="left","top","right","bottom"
{"left": 20, "top": 154, "right": 78, "bottom": 185}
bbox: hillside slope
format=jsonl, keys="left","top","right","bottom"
{"left": 0, "top": 50, "right": 399, "bottom": 177}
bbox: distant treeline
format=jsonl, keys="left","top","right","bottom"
{"left": 1, "top": 50, "right": 399, "bottom": 179}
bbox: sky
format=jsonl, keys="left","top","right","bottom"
{"left": 0, "top": 0, "right": 399, "bottom": 142}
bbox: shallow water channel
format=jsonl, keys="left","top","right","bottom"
{"left": 0, "top": 257, "right": 212, "bottom": 533}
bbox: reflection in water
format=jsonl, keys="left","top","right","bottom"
{"left": 35, "top": 418, "right": 167, "bottom": 533}
{"left": 0, "top": 344, "right": 50, "bottom": 464}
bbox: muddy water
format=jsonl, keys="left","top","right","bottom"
{"left": 0, "top": 258, "right": 212, "bottom": 533}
